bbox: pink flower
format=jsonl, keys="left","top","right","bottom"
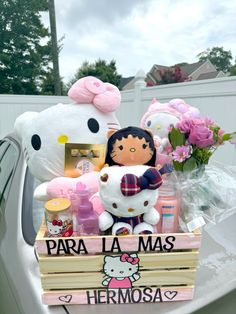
{"left": 177, "top": 118, "right": 205, "bottom": 133}
{"left": 217, "top": 129, "right": 225, "bottom": 144}
{"left": 188, "top": 125, "right": 214, "bottom": 148}
{"left": 172, "top": 145, "right": 192, "bottom": 162}
{"left": 204, "top": 117, "right": 215, "bottom": 126}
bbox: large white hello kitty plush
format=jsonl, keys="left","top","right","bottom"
{"left": 140, "top": 98, "right": 200, "bottom": 165}
{"left": 102, "top": 253, "right": 140, "bottom": 289}
{"left": 99, "top": 165, "right": 162, "bottom": 235}
{"left": 14, "top": 76, "right": 121, "bottom": 200}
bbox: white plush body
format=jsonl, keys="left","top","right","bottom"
{"left": 99, "top": 165, "right": 160, "bottom": 235}
{"left": 14, "top": 102, "right": 120, "bottom": 200}
{"left": 145, "top": 112, "right": 180, "bottom": 153}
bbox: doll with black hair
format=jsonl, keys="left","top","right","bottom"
{"left": 99, "top": 126, "right": 173, "bottom": 235}
{"left": 105, "top": 126, "right": 157, "bottom": 167}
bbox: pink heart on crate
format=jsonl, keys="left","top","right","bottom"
{"left": 164, "top": 291, "right": 178, "bottom": 300}
{"left": 59, "top": 295, "right": 72, "bottom": 303}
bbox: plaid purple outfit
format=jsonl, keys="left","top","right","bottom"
{"left": 120, "top": 168, "right": 163, "bottom": 196}
{"left": 111, "top": 213, "right": 144, "bottom": 228}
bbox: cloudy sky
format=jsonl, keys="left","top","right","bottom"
{"left": 43, "top": 0, "right": 236, "bottom": 82}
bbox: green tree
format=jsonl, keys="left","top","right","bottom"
{"left": 40, "top": 70, "right": 67, "bottom": 95}
{"left": 230, "top": 59, "right": 236, "bottom": 76}
{"left": 197, "top": 47, "right": 233, "bottom": 73}
{"left": 0, "top": 0, "right": 52, "bottom": 94}
{"left": 68, "top": 59, "right": 121, "bottom": 89}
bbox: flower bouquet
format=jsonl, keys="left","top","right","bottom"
{"left": 168, "top": 117, "right": 236, "bottom": 172}
{"left": 168, "top": 117, "right": 236, "bottom": 231}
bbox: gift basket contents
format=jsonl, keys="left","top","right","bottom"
{"left": 15, "top": 76, "right": 236, "bottom": 305}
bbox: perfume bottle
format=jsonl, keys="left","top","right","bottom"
{"left": 77, "top": 189, "right": 99, "bottom": 236}
{"left": 155, "top": 173, "right": 180, "bottom": 233}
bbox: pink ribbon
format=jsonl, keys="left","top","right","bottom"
{"left": 68, "top": 76, "right": 121, "bottom": 113}
{"left": 120, "top": 253, "right": 139, "bottom": 265}
{"left": 52, "top": 219, "right": 62, "bottom": 226}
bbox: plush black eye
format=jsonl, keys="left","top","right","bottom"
{"left": 111, "top": 269, "right": 114, "bottom": 272}
{"left": 142, "top": 144, "right": 148, "bottom": 149}
{"left": 147, "top": 120, "right": 151, "bottom": 127}
{"left": 144, "top": 201, "right": 149, "bottom": 206}
{"left": 129, "top": 268, "right": 132, "bottom": 271}
{"left": 118, "top": 145, "right": 123, "bottom": 150}
{"left": 112, "top": 203, "right": 117, "bottom": 208}
{"left": 31, "top": 134, "right": 41, "bottom": 151}
{"left": 87, "top": 118, "right": 99, "bottom": 133}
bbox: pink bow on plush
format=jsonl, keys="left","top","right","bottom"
{"left": 52, "top": 219, "right": 62, "bottom": 226}
{"left": 120, "top": 253, "right": 139, "bottom": 265}
{"left": 68, "top": 76, "right": 121, "bottom": 113}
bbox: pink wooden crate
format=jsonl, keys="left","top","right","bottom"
{"left": 35, "top": 222, "right": 201, "bottom": 305}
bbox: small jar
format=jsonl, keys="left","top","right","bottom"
{"left": 45, "top": 198, "right": 73, "bottom": 237}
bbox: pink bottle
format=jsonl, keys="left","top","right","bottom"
{"left": 77, "top": 189, "right": 99, "bottom": 236}
{"left": 156, "top": 174, "right": 180, "bottom": 233}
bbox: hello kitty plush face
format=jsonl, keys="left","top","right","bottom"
{"left": 103, "top": 254, "right": 139, "bottom": 279}
{"left": 46, "top": 220, "right": 63, "bottom": 236}
{"left": 14, "top": 77, "right": 121, "bottom": 182}
{"left": 99, "top": 165, "right": 159, "bottom": 218}
{"left": 144, "top": 112, "right": 180, "bottom": 139}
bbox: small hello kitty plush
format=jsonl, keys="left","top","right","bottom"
{"left": 46, "top": 219, "right": 64, "bottom": 237}
{"left": 140, "top": 98, "right": 200, "bottom": 165}
{"left": 102, "top": 253, "right": 140, "bottom": 289}
{"left": 99, "top": 165, "right": 162, "bottom": 235}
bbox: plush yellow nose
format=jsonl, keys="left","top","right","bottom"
{"left": 130, "top": 148, "right": 136, "bottom": 152}
{"left": 128, "top": 208, "right": 134, "bottom": 212}
{"left": 58, "top": 134, "right": 69, "bottom": 144}
{"left": 156, "top": 124, "right": 161, "bottom": 130}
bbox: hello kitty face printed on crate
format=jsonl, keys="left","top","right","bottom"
{"left": 102, "top": 253, "right": 140, "bottom": 289}
{"left": 14, "top": 76, "right": 121, "bottom": 182}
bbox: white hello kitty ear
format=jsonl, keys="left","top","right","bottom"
{"left": 104, "top": 256, "right": 114, "bottom": 263}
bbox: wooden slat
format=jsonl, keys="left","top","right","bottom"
{"left": 41, "top": 269, "right": 196, "bottom": 290}
{"left": 35, "top": 222, "right": 201, "bottom": 256}
{"left": 39, "top": 251, "right": 199, "bottom": 274}
{"left": 42, "top": 286, "right": 195, "bottom": 305}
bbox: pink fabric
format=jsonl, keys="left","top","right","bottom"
{"left": 47, "top": 172, "right": 99, "bottom": 200}
{"left": 108, "top": 277, "right": 132, "bottom": 289}
{"left": 140, "top": 98, "right": 200, "bottom": 129}
{"left": 156, "top": 152, "right": 172, "bottom": 166}
{"left": 68, "top": 76, "right": 121, "bottom": 113}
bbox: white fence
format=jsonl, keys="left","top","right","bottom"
{"left": 1, "top": 75, "right": 236, "bottom": 165}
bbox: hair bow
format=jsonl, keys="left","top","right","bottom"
{"left": 120, "top": 253, "right": 139, "bottom": 265}
{"left": 120, "top": 168, "right": 162, "bottom": 196}
{"left": 68, "top": 76, "right": 121, "bottom": 113}
{"left": 52, "top": 219, "right": 62, "bottom": 226}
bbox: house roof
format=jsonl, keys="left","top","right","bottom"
{"left": 119, "top": 76, "right": 134, "bottom": 89}
{"left": 196, "top": 71, "right": 220, "bottom": 80}
{"left": 177, "top": 61, "right": 206, "bottom": 75}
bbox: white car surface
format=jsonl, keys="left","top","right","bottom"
{"left": 0, "top": 134, "right": 66, "bottom": 314}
